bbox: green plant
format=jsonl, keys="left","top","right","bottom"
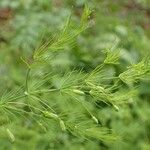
{"left": 0, "top": 1, "right": 150, "bottom": 150}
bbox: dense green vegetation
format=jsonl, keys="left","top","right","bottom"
{"left": 0, "top": 0, "right": 150, "bottom": 149}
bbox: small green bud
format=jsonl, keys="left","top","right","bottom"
{"left": 59, "top": 120, "right": 66, "bottom": 131}
{"left": 89, "top": 90, "right": 94, "bottom": 95}
{"left": 113, "top": 104, "right": 119, "bottom": 111}
{"left": 24, "top": 91, "right": 29, "bottom": 96}
{"left": 38, "top": 122, "right": 47, "bottom": 132}
{"left": 86, "top": 81, "right": 95, "bottom": 87}
{"left": 86, "top": 82, "right": 104, "bottom": 91}
{"left": 6, "top": 129, "right": 15, "bottom": 143}
{"left": 72, "top": 89, "right": 85, "bottom": 95}
{"left": 92, "top": 115, "right": 99, "bottom": 124}
{"left": 96, "top": 86, "right": 105, "bottom": 91}
{"left": 43, "top": 111, "right": 58, "bottom": 119}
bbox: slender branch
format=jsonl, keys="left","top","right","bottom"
{"left": 25, "top": 68, "right": 31, "bottom": 93}
{"left": 31, "top": 89, "right": 59, "bottom": 94}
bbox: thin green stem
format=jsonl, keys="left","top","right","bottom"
{"left": 31, "top": 89, "right": 59, "bottom": 94}
{"left": 25, "top": 68, "right": 31, "bottom": 93}
{"left": 8, "top": 95, "right": 27, "bottom": 102}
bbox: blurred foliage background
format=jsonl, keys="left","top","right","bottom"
{"left": 0, "top": 0, "right": 150, "bottom": 150}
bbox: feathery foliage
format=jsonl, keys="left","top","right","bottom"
{"left": 0, "top": 1, "right": 150, "bottom": 149}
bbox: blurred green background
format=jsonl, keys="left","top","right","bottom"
{"left": 0, "top": 0, "right": 150, "bottom": 149}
